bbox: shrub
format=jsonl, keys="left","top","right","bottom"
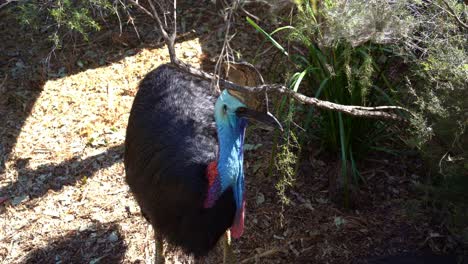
{"left": 397, "top": 0, "right": 467, "bottom": 242}
{"left": 249, "top": 0, "right": 411, "bottom": 207}
{"left": 15, "top": 0, "right": 118, "bottom": 50}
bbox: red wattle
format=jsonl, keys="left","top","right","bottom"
{"left": 204, "top": 161, "right": 220, "bottom": 208}
{"left": 206, "top": 161, "right": 218, "bottom": 186}
{"left": 230, "top": 199, "right": 245, "bottom": 238}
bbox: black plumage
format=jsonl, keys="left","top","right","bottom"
{"left": 124, "top": 64, "right": 236, "bottom": 256}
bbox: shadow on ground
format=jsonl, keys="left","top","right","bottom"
{"left": 23, "top": 222, "right": 127, "bottom": 264}
{"left": 0, "top": 144, "right": 123, "bottom": 203}
{"left": 0, "top": 0, "right": 227, "bottom": 201}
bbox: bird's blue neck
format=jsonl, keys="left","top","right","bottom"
{"left": 216, "top": 118, "right": 247, "bottom": 210}
{"left": 210, "top": 90, "right": 248, "bottom": 238}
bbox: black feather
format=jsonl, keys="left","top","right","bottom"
{"left": 124, "top": 64, "right": 236, "bottom": 256}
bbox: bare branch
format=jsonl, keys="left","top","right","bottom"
{"left": 433, "top": 0, "right": 468, "bottom": 30}
{"left": 118, "top": 0, "right": 141, "bottom": 40}
{"left": 211, "top": 0, "right": 239, "bottom": 93}
{"left": 0, "top": 74, "right": 7, "bottom": 94}
{"left": 0, "top": 0, "right": 18, "bottom": 10}
{"left": 241, "top": 248, "right": 285, "bottom": 263}
{"left": 172, "top": 0, "right": 177, "bottom": 42}
{"left": 170, "top": 62, "right": 410, "bottom": 121}
{"left": 219, "top": 80, "right": 409, "bottom": 121}
{"left": 127, "top": 0, "right": 154, "bottom": 18}
{"left": 127, "top": 0, "right": 179, "bottom": 64}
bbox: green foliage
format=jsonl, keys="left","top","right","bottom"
{"left": 275, "top": 130, "right": 299, "bottom": 206}
{"left": 398, "top": 1, "right": 467, "bottom": 175}
{"left": 15, "top": 0, "right": 117, "bottom": 49}
{"left": 17, "top": 3, "right": 41, "bottom": 28}
{"left": 50, "top": 0, "right": 101, "bottom": 38}
{"left": 401, "top": 1, "right": 467, "bottom": 154}
{"left": 249, "top": 0, "right": 406, "bottom": 207}
{"left": 397, "top": 0, "right": 467, "bottom": 239}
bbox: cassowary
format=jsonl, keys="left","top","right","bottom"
{"left": 124, "top": 64, "right": 281, "bottom": 263}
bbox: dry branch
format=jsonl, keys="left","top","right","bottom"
{"left": 128, "top": 0, "right": 411, "bottom": 121}
{"left": 240, "top": 248, "right": 285, "bottom": 263}
{"left": 435, "top": 0, "right": 468, "bottom": 30}
{"left": 0, "top": 0, "right": 18, "bottom": 10}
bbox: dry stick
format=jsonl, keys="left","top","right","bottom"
{"left": 438, "top": 0, "right": 468, "bottom": 30}
{"left": 147, "top": 0, "right": 178, "bottom": 64}
{"left": 212, "top": 0, "right": 238, "bottom": 93}
{"left": 128, "top": 0, "right": 411, "bottom": 121}
{"left": 0, "top": 74, "right": 7, "bottom": 93}
{"left": 240, "top": 248, "right": 285, "bottom": 263}
{"left": 0, "top": 0, "right": 18, "bottom": 10}
{"left": 119, "top": 0, "right": 141, "bottom": 40}
{"left": 172, "top": 0, "right": 177, "bottom": 39}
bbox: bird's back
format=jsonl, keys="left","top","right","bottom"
{"left": 124, "top": 64, "right": 236, "bottom": 256}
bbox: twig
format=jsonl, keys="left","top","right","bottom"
{"left": 127, "top": 0, "right": 154, "bottom": 19}
{"left": 212, "top": 0, "right": 238, "bottom": 93}
{"left": 0, "top": 0, "right": 18, "bottom": 10}
{"left": 241, "top": 6, "right": 260, "bottom": 21}
{"left": 433, "top": 0, "right": 468, "bottom": 30}
{"left": 118, "top": 0, "right": 141, "bottom": 40}
{"left": 0, "top": 74, "right": 7, "bottom": 93}
{"left": 128, "top": 0, "right": 179, "bottom": 64}
{"left": 441, "top": 0, "right": 468, "bottom": 29}
{"left": 240, "top": 248, "right": 285, "bottom": 263}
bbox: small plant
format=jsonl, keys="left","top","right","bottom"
{"left": 274, "top": 130, "right": 299, "bottom": 206}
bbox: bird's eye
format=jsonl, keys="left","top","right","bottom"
{"left": 223, "top": 104, "right": 228, "bottom": 114}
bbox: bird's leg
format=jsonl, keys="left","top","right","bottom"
{"left": 223, "top": 230, "right": 235, "bottom": 264}
{"left": 194, "top": 256, "right": 206, "bottom": 264}
{"left": 155, "top": 231, "right": 165, "bottom": 264}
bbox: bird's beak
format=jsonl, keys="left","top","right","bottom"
{"left": 227, "top": 89, "right": 282, "bottom": 131}
{"left": 236, "top": 107, "right": 283, "bottom": 131}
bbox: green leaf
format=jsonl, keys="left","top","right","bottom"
{"left": 291, "top": 69, "right": 308, "bottom": 92}
{"left": 315, "top": 78, "right": 330, "bottom": 98}
{"left": 338, "top": 112, "right": 349, "bottom": 208}
{"left": 246, "top": 17, "right": 289, "bottom": 57}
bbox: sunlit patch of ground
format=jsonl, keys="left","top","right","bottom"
{"left": 0, "top": 38, "right": 203, "bottom": 264}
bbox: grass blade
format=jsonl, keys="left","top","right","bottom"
{"left": 314, "top": 78, "right": 330, "bottom": 98}
{"left": 338, "top": 112, "right": 349, "bottom": 208}
{"left": 246, "top": 17, "right": 289, "bottom": 57}
{"left": 291, "top": 69, "right": 308, "bottom": 92}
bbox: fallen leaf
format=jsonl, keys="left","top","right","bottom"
{"left": 256, "top": 192, "right": 265, "bottom": 205}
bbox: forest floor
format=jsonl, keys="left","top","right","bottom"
{"left": 0, "top": 1, "right": 465, "bottom": 263}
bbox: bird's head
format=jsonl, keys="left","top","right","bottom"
{"left": 214, "top": 89, "right": 282, "bottom": 132}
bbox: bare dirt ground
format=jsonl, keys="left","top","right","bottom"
{"left": 0, "top": 1, "right": 465, "bottom": 263}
